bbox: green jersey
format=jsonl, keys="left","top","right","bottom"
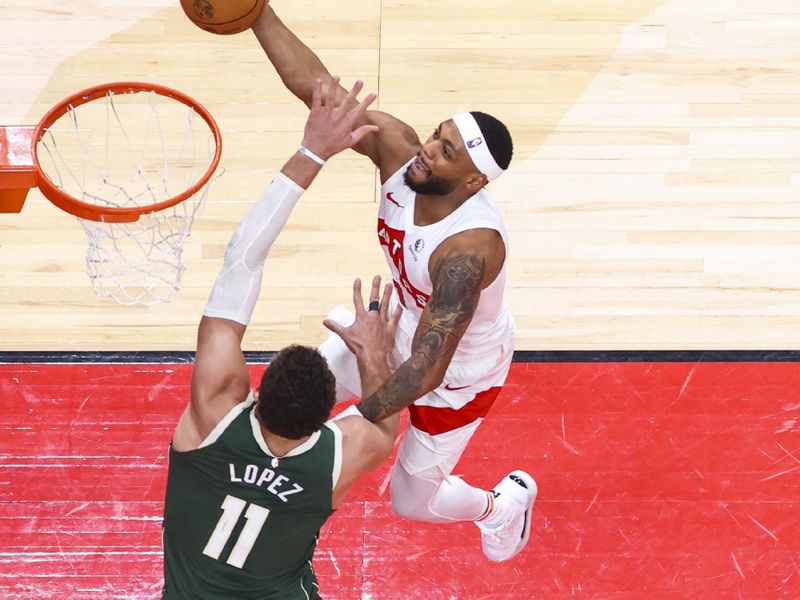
{"left": 162, "top": 395, "right": 342, "bottom": 599}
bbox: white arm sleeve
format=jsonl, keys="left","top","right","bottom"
{"left": 204, "top": 172, "right": 306, "bottom": 325}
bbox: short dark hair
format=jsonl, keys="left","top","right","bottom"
{"left": 257, "top": 345, "right": 336, "bottom": 439}
{"left": 470, "top": 111, "right": 513, "bottom": 170}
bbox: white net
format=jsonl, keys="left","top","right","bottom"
{"left": 36, "top": 87, "right": 220, "bottom": 305}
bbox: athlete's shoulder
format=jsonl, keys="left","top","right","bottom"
{"left": 329, "top": 415, "right": 390, "bottom": 461}
{"left": 438, "top": 226, "right": 504, "bottom": 256}
{"left": 468, "top": 187, "right": 503, "bottom": 214}
{"left": 453, "top": 189, "right": 508, "bottom": 234}
{"left": 430, "top": 226, "right": 506, "bottom": 289}
{"left": 172, "top": 393, "right": 255, "bottom": 453}
{"left": 327, "top": 414, "right": 369, "bottom": 440}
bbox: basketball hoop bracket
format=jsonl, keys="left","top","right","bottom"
{"left": 0, "top": 126, "right": 36, "bottom": 213}
{"left": 0, "top": 82, "right": 223, "bottom": 305}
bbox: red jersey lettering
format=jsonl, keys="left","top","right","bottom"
{"left": 377, "top": 218, "right": 430, "bottom": 309}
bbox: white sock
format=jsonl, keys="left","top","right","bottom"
{"left": 428, "top": 476, "right": 493, "bottom": 522}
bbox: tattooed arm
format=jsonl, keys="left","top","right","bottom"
{"left": 356, "top": 228, "right": 506, "bottom": 422}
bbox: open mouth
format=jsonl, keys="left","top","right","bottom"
{"left": 411, "top": 156, "right": 430, "bottom": 176}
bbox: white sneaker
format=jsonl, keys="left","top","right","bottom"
{"left": 475, "top": 470, "right": 537, "bottom": 562}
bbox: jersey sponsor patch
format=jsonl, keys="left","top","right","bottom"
{"left": 408, "top": 238, "right": 425, "bottom": 262}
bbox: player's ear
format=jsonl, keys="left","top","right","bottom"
{"left": 253, "top": 388, "right": 260, "bottom": 403}
{"left": 465, "top": 172, "right": 488, "bottom": 191}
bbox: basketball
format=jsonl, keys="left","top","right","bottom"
{"left": 180, "top": 0, "right": 267, "bottom": 35}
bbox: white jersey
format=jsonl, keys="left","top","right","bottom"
{"left": 377, "top": 159, "right": 515, "bottom": 396}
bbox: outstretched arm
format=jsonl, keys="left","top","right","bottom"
{"left": 325, "top": 275, "right": 403, "bottom": 507}
{"left": 251, "top": 6, "right": 421, "bottom": 181}
{"left": 352, "top": 229, "right": 505, "bottom": 422}
{"left": 355, "top": 253, "right": 483, "bottom": 422}
{"left": 175, "top": 80, "right": 380, "bottom": 451}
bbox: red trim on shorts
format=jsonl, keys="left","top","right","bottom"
{"left": 408, "top": 387, "right": 502, "bottom": 436}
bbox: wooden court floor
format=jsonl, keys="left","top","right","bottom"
{"left": 2, "top": 3, "right": 800, "bottom": 598}
{"left": 1, "top": 0, "right": 799, "bottom": 351}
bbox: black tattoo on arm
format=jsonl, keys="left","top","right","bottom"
{"left": 357, "top": 254, "right": 485, "bottom": 422}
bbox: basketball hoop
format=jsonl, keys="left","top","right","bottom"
{"left": 0, "top": 82, "right": 222, "bottom": 305}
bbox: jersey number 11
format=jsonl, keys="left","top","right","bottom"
{"left": 202, "top": 495, "right": 270, "bottom": 568}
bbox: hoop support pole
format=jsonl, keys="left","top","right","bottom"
{"left": 0, "top": 126, "right": 36, "bottom": 213}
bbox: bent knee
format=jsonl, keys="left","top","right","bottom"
{"left": 390, "top": 462, "right": 445, "bottom": 521}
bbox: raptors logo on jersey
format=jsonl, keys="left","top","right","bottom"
{"left": 377, "top": 218, "right": 430, "bottom": 309}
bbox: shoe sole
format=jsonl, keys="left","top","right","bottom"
{"left": 507, "top": 470, "right": 537, "bottom": 560}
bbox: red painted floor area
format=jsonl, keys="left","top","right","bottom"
{"left": 1, "top": 362, "right": 799, "bottom": 599}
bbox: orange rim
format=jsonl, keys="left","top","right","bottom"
{"left": 32, "top": 82, "right": 222, "bottom": 223}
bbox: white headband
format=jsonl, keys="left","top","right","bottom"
{"left": 452, "top": 112, "right": 504, "bottom": 182}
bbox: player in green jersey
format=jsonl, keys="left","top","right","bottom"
{"left": 162, "top": 78, "right": 401, "bottom": 599}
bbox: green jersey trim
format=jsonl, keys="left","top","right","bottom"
{"left": 197, "top": 393, "right": 256, "bottom": 449}
{"left": 248, "top": 409, "right": 322, "bottom": 457}
{"left": 325, "top": 420, "right": 344, "bottom": 488}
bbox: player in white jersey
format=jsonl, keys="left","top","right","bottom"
{"left": 252, "top": 6, "right": 536, "bottom": 562}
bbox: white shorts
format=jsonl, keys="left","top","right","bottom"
{"left": 396, "top": 419, "right": 484, "bottom": 476}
